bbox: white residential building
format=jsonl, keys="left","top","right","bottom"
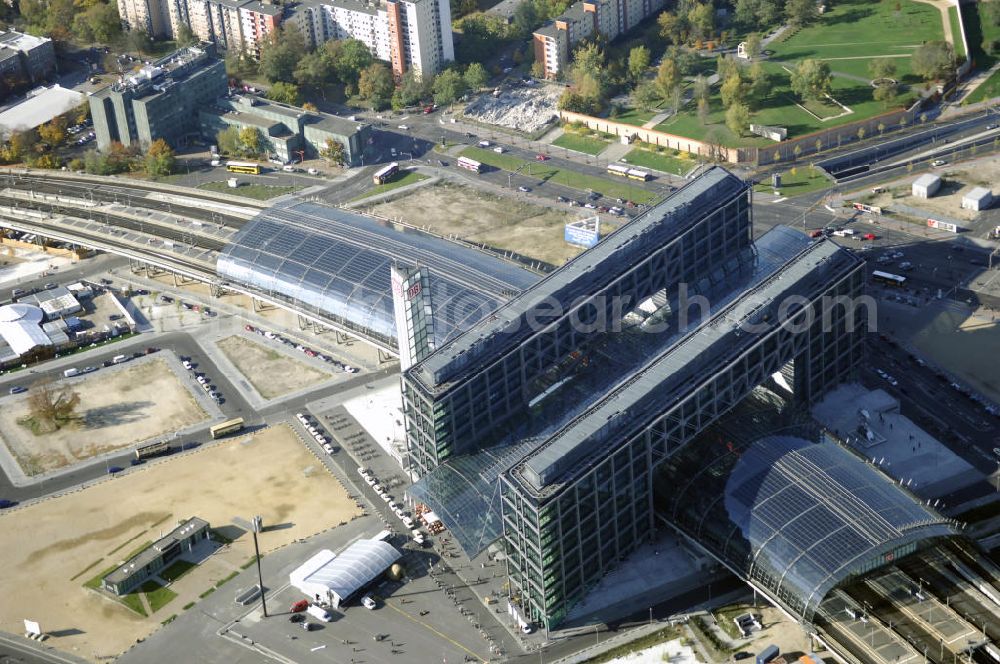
{"left": 289, "top": 0, "right": 453, "bottom": 78}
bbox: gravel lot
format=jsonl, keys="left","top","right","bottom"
{"left": 216, "top": 334, "right": 333, "bottom": 399}
{"left": 0, "top": 357, "right": 208, "bottom": 475}
{"left": 371, "top": 182, "right": 585, "bottom": 266}
{"left": 0, "top": 424, "right": 363, "bottom": 661}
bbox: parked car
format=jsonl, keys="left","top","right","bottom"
{"left": 518, "top": 186, "right": 530, "bottom": 192}
{"left": 9, "top": 386, "right": 26, "bottom": 394}
{"left": 108, "top": 466, "right": 123, "bottom": 474}
{"left": 535, "top": 154, "right": 549, "bottom": 161}
{"left": 931, "top": 159, "right": 946, "bottom": 167}
{"left": 0, "top": 499, "right": 18, "bottom": 509}
{"left": 290, "top": 599, "right": 309, "bottom": 612}
{"left": 307, "top": 168, "right": 319, "bottom": 175}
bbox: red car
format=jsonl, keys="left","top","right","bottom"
{"left": 290, "top": 599, "right": 309, "bottom": 613}
{"left": 809, "top": 230, "right": 823, "bottom": 238}
{"left": 245, "top": 325, "right": 255, "bottom": 332}
{"left": 863, "top": 233, "right": 877, "bottom": 240}
{"left": 535, "top": 154, "right": 549, "bottom": 161}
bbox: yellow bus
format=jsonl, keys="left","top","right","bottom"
{"left": 226, "top": 161, "right": 261, "bottom": 175}
{"left": 210, "top": 417, "right": 245, "bottom": 439}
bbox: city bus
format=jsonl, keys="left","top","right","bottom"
{"left": 626, "top": 168, "right": 651, "bottom": 182}
{"left": 872, "top": 270, "right": 906, "bottom": 288}
{"left": 134, "top": 440, "right": 170, "bottom": 460}
{"left": 226, "top": 161, "right": 261, "bottom": 175}
{"left": 607, "top": 164, "right": 630, "bottom": 178}
{"left": 210, "top": 417, "right": 245, "bottom": 439}
{"left": 457, "top": 156, "right": 482, "bottom": 173}
{"left": 372, "top": 162, "right": 399, "bottom": 185}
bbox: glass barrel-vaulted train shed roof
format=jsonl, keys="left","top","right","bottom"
{"left": 216, "top": 201, "right": 540, "bottom": 349}
{"left": 659, "top": 434, "right": 958, "bottom": 620}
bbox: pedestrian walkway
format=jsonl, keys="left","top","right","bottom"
{"left": 642, "top": 111, "right": 671, "bottom": 129}
{"left": 912, "top": 0, "right": 955, "bottom": 50}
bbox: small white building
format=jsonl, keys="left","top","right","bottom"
{"left": 912, "top": 173, "right": 941, "bottom": 199}
{"left": 288, "top": 538, "right": 401, "bottom": 608}
{"left": 962, "top": 187, "right": 993, "bottom": 211}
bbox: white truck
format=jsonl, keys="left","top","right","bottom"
{"left": 63, "top": 367, "right": 80, "bottom": 378}
{"left": 306, "top": 604, "right": 333, "bottom": 622}
{"left": 832, "top": 228, "right": 856, "bottom": 237}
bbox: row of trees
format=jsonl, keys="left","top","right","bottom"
{"left": 78, "top": 139, "right": 176, "bottom": 177}
{"left": 254, "top": 29, "right": 491, "bottom": 111}
{"left": 16, "top": 0, "right": 121, "bottom": 44}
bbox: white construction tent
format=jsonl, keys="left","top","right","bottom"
{"left": 289, "top": 538, "right": 401, "bottom": 608}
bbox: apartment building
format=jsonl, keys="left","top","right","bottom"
{"left": 288, "top": 0, "right": 454, "bottom": 77}
{"left": 533, "top": 0, "right": 665, "bottom": 78}
{"left": 117, "top": 0, "right": 282, "bottom": 57}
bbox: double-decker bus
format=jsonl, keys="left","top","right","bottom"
{"left": 210, "top": 417, "right": 245, "bottom": 439}
{"left": 226, "top": 161, "right": 261, "bottom": 175}
{"left": 134, "top": 440, "right": 170, "bottom": 460}
{"left": 872, "top": 270, "right": 906, "bottom": 287}
{"left": 372, "top": 162, "right": 399, "bottom": 185}
{"left": 627, "top": 168, "right": 651, "bottom": 181}
{"left": 457, "top": 156, "right": 482, "bottom": 173}
{"left": 607, "top": 164, "right": 630, "bottom": 178}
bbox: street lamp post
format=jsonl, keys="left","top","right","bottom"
{"left": 250, "top": 515, "right": 267, "bottom": 617}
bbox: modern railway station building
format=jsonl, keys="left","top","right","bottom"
{"left": 397, "top": 166, "right": 965, "bottom": 631}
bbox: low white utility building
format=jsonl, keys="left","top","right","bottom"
{"left": 912, "top": 173, "right": 941, "bottom": 198}
{"left": 289, "top": 538, "right": 401, "bottom": 608}
{"left": 962, "top": 187, "right": 993, "bottom": 211}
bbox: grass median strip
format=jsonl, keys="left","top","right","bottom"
{"left": 460, "top": 147, "right": 657, "bottom": 204}
{"left": 198, "top": 181, "right": 302, "bottom": 200}
{"left": 552, "top": 133, "right": 610, "bottom": 156}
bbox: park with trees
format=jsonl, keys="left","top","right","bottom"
{"left": 557, "top": 0, "right": 957, "bottom": 150}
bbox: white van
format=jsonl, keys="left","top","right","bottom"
{"left": 478, "top": 140, "right": 491, "bottom": 148}
{"left": 112, "top": 354, "right": 128, "bottom": 364}
{"left": 306, "top": 604, "right": 333, "bottom": 622}
{"left": 63, "top": 368, "right": 80, "bottom": 378}
{"left": 493, "top": 146, "right": 504, "bottom": 154}
{"left": 361, "top": 595, "right": 377, "bottom": 610}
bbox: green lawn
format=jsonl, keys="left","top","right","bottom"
{"left": 950, "top": 5, "right": 967, "bottom": 60}
{"left": 961, "top": 1, "right": 1000, "bottom": 103}
{"left": 753, "top": 165, "right": 832, "bottom": 197}
{"left": 351, "top": 170, "right": 428, "bottom": 201}
{"left": 654, "top": 59, "right": 910, "bottom": 148}
{"left": 459, "top": 147, "right": 658, "bottom": 204}
{"left": 121, "top": 593, "right": 147, "bottom": 617}
{"left": 622, "top": 147, "right": 697, "bottom": 176}
{"left": 198, "top": 181, "right": 302, "bottom": 200}
{"left": 769, "top": 0, "right": 944, "bottom": 81}
{"left": 552, "top": 132, "right": 610, "bottom": 156}
{"left": 614, "top": 108, "right": 658, "bottom": 127}
{"left": 967, "top": 69, "right": 1000, "bottom": 103}
{"left": 139, "top": 580, "right": 178, "bottom": 614}
{"left": 963, "top": 0, "right": 1000, "bottom": 70}
{"left": 159, "top": 559, "right": 198, "bottom": 583}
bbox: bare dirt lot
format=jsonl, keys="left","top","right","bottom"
{"left": 216, "top": 334, "right": 333, "bottom": 399}
{"left": 370, "top": 182, "right": 590, "bottom": 266}
{"left": 0, "top": 357, "right": 208, "bottom": 475}
{"left": 0, "top": 425, "right": 363, "bottom": 661}
{"left": 869, "top": 160, "right": 999, "bottom": 223}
